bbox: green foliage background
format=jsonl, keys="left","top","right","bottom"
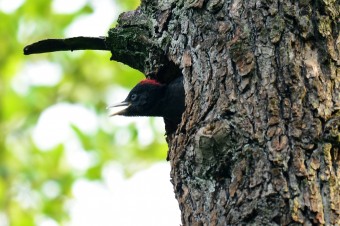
{"left": 0, "top": 0, "right": 168, "bottom": 225}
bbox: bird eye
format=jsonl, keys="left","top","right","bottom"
{"left": 131, "top": 94, "right": 137, "bottom": 101}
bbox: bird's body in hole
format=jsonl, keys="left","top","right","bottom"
{"left": 109, "top": 76, "right": 185, "bottom": 134}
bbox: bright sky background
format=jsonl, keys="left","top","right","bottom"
{"left": 2, "top": 0, "right": 181, "bottom": 225}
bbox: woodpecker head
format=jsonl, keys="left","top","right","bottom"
{"left": 108, "top": 79, "right": 166, "bottom": 117}
{"left": 108, "top": 76, "right": 185, "bottom": 134}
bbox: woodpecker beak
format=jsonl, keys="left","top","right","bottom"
{"left": 107, "top": 101, "right": 130, "bottom": 116}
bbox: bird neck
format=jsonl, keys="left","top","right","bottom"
{"left": 159, "top": 80, "right": 185, "bottom": 123}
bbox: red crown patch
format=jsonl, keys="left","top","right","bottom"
{"left": 140, "top": 79, "right": 162, "bottom": 86}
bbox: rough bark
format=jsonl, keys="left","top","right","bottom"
{"left": 109, "top": 0, "right": 340, "bottom": 225}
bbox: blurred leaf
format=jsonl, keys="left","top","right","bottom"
{"left": 85, "top": 165, "right": 103, "bottom": 180}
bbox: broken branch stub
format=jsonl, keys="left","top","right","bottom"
{"left": 23, "top": 37, "right": 108, "bottom": 55}
{"left": 23, "top": 7, "right": 172, "bottom": 79}
{"left": 105, "top": 9, "right": 169, "bottom": 77}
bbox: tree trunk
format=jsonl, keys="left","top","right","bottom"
{"left": 109, "top": 0, "right": 340, "bottom": 225}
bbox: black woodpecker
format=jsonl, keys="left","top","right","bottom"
{"left": 108, "top": 76, "right": 185, "bottom": 134}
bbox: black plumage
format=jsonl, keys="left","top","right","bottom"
{"left": 109, "top": 76, "right": 185, "bottom": 134}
